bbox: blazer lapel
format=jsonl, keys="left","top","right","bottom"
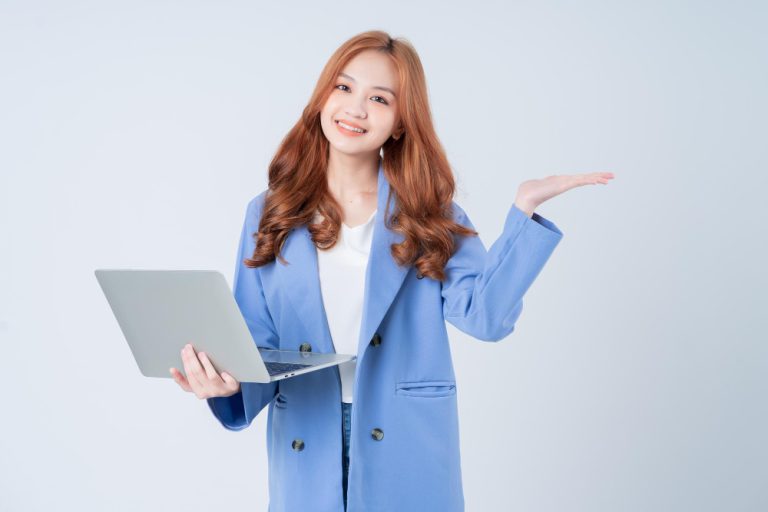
{"left": 356, "top": 160, "right": 409, "bottom": 360}
{"left": 274, "top": 159, "right": 410, "bottom": 360}
{"left": 274, "top": 214, "right": 335, "bottom": 353}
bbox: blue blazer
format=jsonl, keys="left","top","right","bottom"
{"left": 208, "top": 160, "right": 564, "bottom": 511}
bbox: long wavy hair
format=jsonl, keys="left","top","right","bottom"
{"left": 245, "top": 30, "right": 478, "bottom": 281}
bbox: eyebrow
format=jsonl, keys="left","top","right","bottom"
{"left": 338, "top": 72, "right": 397, "bottom": 98}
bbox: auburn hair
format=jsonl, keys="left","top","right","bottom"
{"left": 245, "top": 30, "right": 478, "bottom": 282}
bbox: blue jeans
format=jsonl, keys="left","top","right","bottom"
{"left": 342, "top": 401, "right": 352, "bottom": 510}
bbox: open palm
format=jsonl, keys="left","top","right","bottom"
{"left": 516, "top": 172, "right": 615, "bottom": 212}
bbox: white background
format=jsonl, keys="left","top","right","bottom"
{"left": 1, "top": 1, "right": 766, "bottom": 510}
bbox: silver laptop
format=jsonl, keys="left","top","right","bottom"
{"left": 94, "top": 269, "right": 355, "bottom": 383}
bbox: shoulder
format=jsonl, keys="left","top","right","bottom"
{"left": 245, "top": 188, "right": 271, "bottom": 220}
{"left": 447, "top": 200, "right": 473, "bottom": 227}
{"left": 448, "top": 200, "right": 466, "bottom": 218}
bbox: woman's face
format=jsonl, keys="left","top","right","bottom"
{"left": 320, "top": 50, "right": 401, "bottom": 158}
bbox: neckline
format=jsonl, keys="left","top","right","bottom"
{"left": 342, "top": 209, "right": 378, "bottom": 230}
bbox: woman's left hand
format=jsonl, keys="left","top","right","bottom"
{"left": 514, "top": 172, "right": 615, "bottom": 217}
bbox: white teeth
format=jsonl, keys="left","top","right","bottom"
{"left": 337, "top": 120, "right": 365, "bottom": 133}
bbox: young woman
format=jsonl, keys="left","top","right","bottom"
{"left": 169, "top": 30, "right": 613, "bottom": 512}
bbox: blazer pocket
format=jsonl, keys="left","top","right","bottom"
{"left": 275, "top": 392, "right": 288, "bottom": 409}
{"left": 396, "top": 380, "right": 456, "bottom": 398}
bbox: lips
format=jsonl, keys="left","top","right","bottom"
{"left": 335, "top": 119, "right": 367, "bottom": 133}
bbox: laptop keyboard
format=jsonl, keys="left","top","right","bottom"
{"left": 265, "top": 361, "right": 313, "bottom": 376}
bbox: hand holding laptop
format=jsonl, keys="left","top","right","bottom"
{"left": 169, "top": 343, "right": 241, "bottom": 399}
{"left": 94, "top": 269, "right": 356, "bottom": 383}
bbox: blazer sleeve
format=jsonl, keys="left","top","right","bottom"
{"left": 441, "top": 201, "right": 564, "bottom": 342}
{"left": 207, "top": 191, "right": 279, "bottom": 431}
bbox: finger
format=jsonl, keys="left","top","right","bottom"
{"left": 556, "top": 172, "right": 612, "bottom": 191}
{"left": 197, "top": 351, "right": 223, "bottom": 383}
{"left": 183, "top": 343, "right": 207, "bottom": 380}
{"left": 169, "top": 367, "right": 193, "bottom": 392}
{"left": 596, "top": 172, "right": 615, "bottom": 183}
{"left": 181, "top": 344, "right": 206, "bottom": 393}
{"left": 221, "top": 371, "right": 240, "bottom": 391}
{"left": 199, "top": 352, "right": 240, "bottom": 394}
{"left": 578, "top": 173, "right": 604, "bottom": 186}
{"left": 180, "top": 361, "right": 204, "bottom": 396}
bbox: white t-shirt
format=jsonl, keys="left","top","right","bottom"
{"left": 316, "top": 209, "right": 377, "bottom": 403}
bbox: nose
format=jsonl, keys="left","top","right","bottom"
{"left": 344, "top": 96, "right": 368, "bottom": 119}
{"left": 345, "top": 108, "right": 367, "bottom": 120}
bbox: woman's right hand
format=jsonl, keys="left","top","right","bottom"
{"left": 169, "top": 343, "right": 241, "bottom": 398}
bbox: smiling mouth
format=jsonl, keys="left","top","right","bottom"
{"left": 335, "top": 120, "right": 367, "bottom": 133}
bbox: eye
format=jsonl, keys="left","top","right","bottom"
{"left": 335, "top": 84, "right": 389, "bottom": 105}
